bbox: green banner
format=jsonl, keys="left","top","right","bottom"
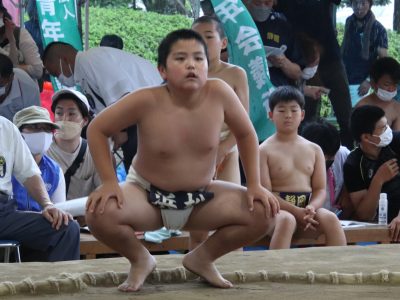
{"left": 36, "top": 0, "right": 83, "bottom": 90}
{"left": 210, "top": 0, "right": 275, "bottom": 142}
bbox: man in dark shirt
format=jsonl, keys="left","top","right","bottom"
{"left": 245, "top": 0, "right": 303, "bottom": 87}
{"left": 276, "top": 0, "right": 353, "bottom": 149}
{"left": 344, "top": 105, "right": 400, "bottom": 241}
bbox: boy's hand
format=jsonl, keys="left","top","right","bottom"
{"left": 358, "top": 80, "right": 370, "bottom": 96}
{"left": 303, "top": 205, "right": 318, "bottom": 231}
{"left": 389, "top": 215, "right": 400, "bottom": 241}
{"left": 294, "top": 207, "right": 319, "bottom": 231}
{"left": 86, "top": 181, "right": 124, "bottom": 214}
{"left": 374, "top": 159, "right": 399, "bottom": 185}
{"left": 246, "top": 185, "right": 280, "bottom": 218}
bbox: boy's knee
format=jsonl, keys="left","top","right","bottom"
{"left": 317, "top": 209, "right": 340, "bottom": 225}
{"left": 252, "top": 201, "right": 275, "bottom": 231}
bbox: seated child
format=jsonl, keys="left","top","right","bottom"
{"left": 355, "top": 57, "right": 400, "bottom": 130}
{"left": 344, "top": 105, "right": 400, "bottom": 241}
{"left": 301, "top": 119, "right": 353, "bottom": 219}
{"left": 260, "top": 86, "right": 346, "bottom": 249}
{"left": 85, "top": 29, "right": 278, "bottom": 292}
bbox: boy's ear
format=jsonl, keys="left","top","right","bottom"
{"left": 157, "top": 65, "right": 167, "bottom": 81}
{"left": 268, "top": 111, "right": 273, "bottom": 119}
{"left": 361, "top": 132, "right": 378, "bottom": 145}
{"left": 301, "top": 109, "right": 305, "bottom": 121}
{"left": 221, "top": 37, "right": 228, "bottom": 50}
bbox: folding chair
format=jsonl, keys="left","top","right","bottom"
{"left": 0, "top": 240, "right": 21, "bottom": 263}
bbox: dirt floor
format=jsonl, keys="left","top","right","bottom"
{"left": 1, "top": 244, "right": 400, "bottom": 299}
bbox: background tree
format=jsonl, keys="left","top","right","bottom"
{"left": 394, "top": 0, "right": 400, "bottom": 32}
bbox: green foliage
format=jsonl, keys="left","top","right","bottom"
{"left": 86, "top": 7, "right": 192, "bottom": 62}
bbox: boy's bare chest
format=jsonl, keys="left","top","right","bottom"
{"left": 141, "top": 108, "right": 222, "bottom": 154}
{"left": 268, "top": 148, "right": 315, "bottom": 179}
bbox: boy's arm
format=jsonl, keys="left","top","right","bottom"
{"left": 220, "top": 81, "right": 279, "bottom": 216}
{"left": 217, "top": 67, "right": 250, "bottom": 163}
{"left": 346, "top": 158, "right": 399, "bottom": 220}
{"left": 86, "top": 88, "right": 149, "bottom": 213}
{"left": 308, "top": 145, "right": 327, "bottom": 210}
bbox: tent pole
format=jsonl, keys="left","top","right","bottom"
{"left": 84, "top": 0, "right": 89, "bottom": 50}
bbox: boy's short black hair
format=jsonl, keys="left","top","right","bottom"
{"left": 0, "top": 53, "right": 13, "bottom": 78}
{"left": 301, "top": 119, "right": 340, "bottom": 157}
{"left": 100, "top": 34, "right": 124, "bottom": 50}
{"left": 370, "top": 57, "right": 400, "bottom": 84}
{"left": 192, "top": 15, "right": 226, "bottom": 39}
{"left": 157, "top": 29, "right": 209, "bottom": 69}
{"left": 269, "top": 85, "right": 305, "bottom": 111}
{"left": 351, "top": 105, "right": 385, "bottom": 142}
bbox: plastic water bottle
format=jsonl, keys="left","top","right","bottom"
{"left": 378, "top": 193, "right": 388, "bottom": 225}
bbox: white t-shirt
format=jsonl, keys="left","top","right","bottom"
{"left": 0, "top": 117, "right": 40, "bottom": 196}
{"left": 74, "top": 47, "right": 162, "bottom": 114}
{"left": 47, "top": 138, "right": 101, "bottom": 200}
{"left": 324, "top": 146, "right": 350, "bottom": 212}
{"left": 0, "top": 68, "right": 40, "bottom": 121}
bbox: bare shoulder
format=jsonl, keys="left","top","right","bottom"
{"left": 220, "top": 62, "right": 247, "bottom": 81}
{"left": 392, "top": 100, "right": 400, "bottom": 111}
{"left": 259, "top": 135, "right": 276, "bottom": 153}
{"left": 298, "top": 136, "right": 323, "bottom": 155}
{"left": 355, "top": 95, "right": 371, "bottom": 107}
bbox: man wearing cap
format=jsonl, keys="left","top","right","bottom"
{"left": 13, "top": 106, "right": 66, "bottom": 211}
{"left": 0, "top": 115, "right": 79, "bottom": 261}
{"left": 47, "top": 88, "right": 101, "bottom": 200}
{"left": 0, "top": 53, "right": 40, "bottom": 121}
{"left": 42, "top": 42, "right": 162, "bottom": 172}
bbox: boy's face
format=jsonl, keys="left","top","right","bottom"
{"left": 158, "top": 39, "right": 208, "bottom": 91}
{"left": 192, "top": 22, "right": 227, "bottom": 63}
{"left": 373, "top": 74, "right": 398, "bottom": 93}
{"left": 268, "top": 100, "right": 304, "bottom": 132}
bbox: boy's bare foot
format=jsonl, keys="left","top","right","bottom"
{"left": 182, "top": 251, "right": 233, "bottom": 288}
{"left": 118, "top": 254, "right": 156, "bottom": 292}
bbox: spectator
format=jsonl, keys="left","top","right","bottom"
{"left": 42, "top": 42, "right": 162, "bottom": 173}
{"left": 301, "top": 119, "right": 353, "bottom": 219}
{"left": 12, "top": 106, "right": 65, "bottom": 212}
{"left": 276, "top": 0, "right": 354, "bottom": 149}
{"left": 0, "top": 53, "right": 40, "bottom": 121}
{"left": 244, "top": 0, "right": 303, "bottom": 87}
{"left": 355, "top": 57, "right": 400, "bottom": 131}
{"left": 344, "top": 105, "right": 400, "bottom": 241}
{"left": 0, "top": 4, "right": 43, "bottom": 80}
{"left": 47, "top": 88, "right": 101, "bottom": 200}
{"left": 100, "top": 34, "right": 124, "bottom": 49}
{"left": 0, "top": 116, "right": 79, "bottom": 261}
{"left": 342, "top": 0, "right": 388, "bottom": 106}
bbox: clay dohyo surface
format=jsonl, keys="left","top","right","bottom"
{"left": 1, "top": 244, "right": 400, "bottom": 299}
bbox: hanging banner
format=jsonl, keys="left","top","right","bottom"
{"left": 36, "top": 0, "right": 83, "bottom": 90}
{"left": 210, "top": 0, "right": 275, "bottom": 142}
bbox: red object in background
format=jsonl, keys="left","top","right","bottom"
{"left": 40, "top": 81, "right": 55, "bottom": 121}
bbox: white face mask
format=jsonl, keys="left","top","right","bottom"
{"left": 301, "top": 65, "right": 318, "bottom": 80}
{"left": 22, "top": 132, "right": 53, "bottom": 155}
{"left": 371, "top": 126, "right": 393, "bottom": 148}
{"left": 376, "top": 88, "right": 397, "bottom": 102}
{"left": 58, "top": 59, "right": 75, "bottom": 87}
{"left": 55, "top": 121, "right": 82, "bottom": 140}
{"left": 248, "top": 3, "right": 272, "bottom": 22}
{"left": 0, "top": 85, "right": 6, "bottom": 96}
{"left": 0, "top": 19, "right": 4, "bottom": 28}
